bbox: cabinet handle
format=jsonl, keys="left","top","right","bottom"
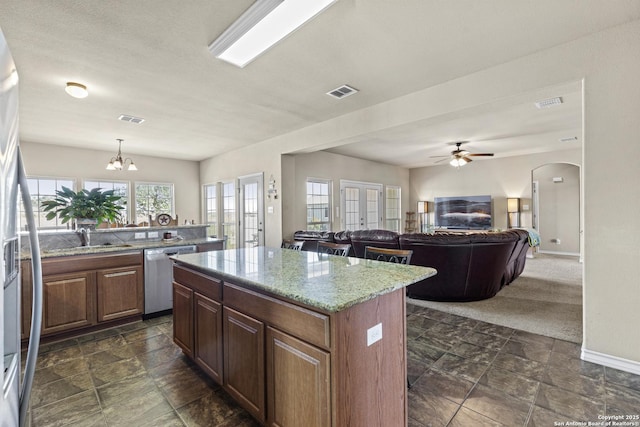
{"left": 104, "top": 271, "right": 136, "bottom": 278}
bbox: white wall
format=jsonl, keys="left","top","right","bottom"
{"left": 533, "top": 163, "right": 581, "bottom": 255}
{"left": 410, "top": 149, "right": 581, "bottom": 231}
{"left": 199, "top": 143, "right": 282, "bottom": 247}
{"left": 20, "top": 141, "right": 201, "bottom": 224}
{"left": 281, "top": 151, "right": 410, "bottom": 238}
{"left": 200, "top": 20, "right": 640, "bottom": 371}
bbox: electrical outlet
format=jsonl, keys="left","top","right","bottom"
{"left": 148, "top": 231, "right": 159, "bottom": 238}
{"left": 367, "top": 323, "right": 382, "bottom": 346}
{"left": 134, "top": 232, "right": 146, "bottom": 239}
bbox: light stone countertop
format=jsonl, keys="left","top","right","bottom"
{"left": 21, "top": 237, "right": 225, "bottom": 260}
{"left": 172, "top": 247, "right": 437, "bottom": 313}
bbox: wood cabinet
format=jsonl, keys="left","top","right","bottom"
{"left": 22, "top": 251, "right": 143, "bottom": 339}
{"left": 223, "top": 307, "right": 266, "bottom": 423}
{"left": 196, "top": 240, "right": 225, "bottom": 253}
{"left": 172, "top": 281, "right": 194, "bottom": 358}
{"left": 97, "top": 265, "right": 143, "bottom": 322}
{"left": 266, "top": 327, "right": 330, "bottom": 427}
{"left": 41, "top": 271, "right": 96, "bottom": 335}
{"left": 194, "top": 293, "right": 223, "bottom": 384}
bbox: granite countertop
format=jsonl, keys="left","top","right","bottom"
{"left": 172, "top": 247, "right": 437, "bottom": 313}
{"left": 22, "top": 237, "right": 225, "bottom": 260}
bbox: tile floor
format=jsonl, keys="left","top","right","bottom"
{"left": 24, "top": 304, "right": 640, "bottom": 427}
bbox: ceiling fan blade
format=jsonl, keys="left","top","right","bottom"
{"left": 467, "top": 153, "right": 494, "bottom": 157}
{"left": 429, "top": 155, "right": 450, "bottom": 158}
{"left": 435, "top": 158, "right": 450, "bottom": 163}
{"left": 463, "top": 157, "right": 473, "bottom": 163}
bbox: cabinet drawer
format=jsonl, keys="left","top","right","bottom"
{"left": 223, "top": 282, "right": 330, "bottom": 350}
{"left": 42, "top": 251, "right": 142, "bottom": 276}
{"left": 173, "top": 265, "right": 222, "bottom": 301}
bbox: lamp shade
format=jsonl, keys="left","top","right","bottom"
{"left": 507, "top": 198, "right": 520, "bottom": 213}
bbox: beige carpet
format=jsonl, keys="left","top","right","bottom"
{"left": 407, "top": 253, "right": 583, "bottom": 343}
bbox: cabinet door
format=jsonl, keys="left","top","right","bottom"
{"left": 194, "top": 293, "right": 223, "bottom": 384}
{"left": 42, "top": 272, "right": 96, "bottom": 335}
{"left": 266, "top": 327, "right": 330, "bottom": 427}
{"left": 172, "top": 282, "right": 194, "bottom": 357}
{"left": 223, "top": 306, "right": 266, "bottom": 423}
{"left": 96, "top": 266, "right": 143, "bottom": 322}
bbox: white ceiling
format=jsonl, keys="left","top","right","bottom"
{"left": 1, "top": 1, "right": 639, "bottom": 167}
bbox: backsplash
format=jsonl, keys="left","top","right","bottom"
{"left": 21, "top": 225, "right": 209, "bottom": 252}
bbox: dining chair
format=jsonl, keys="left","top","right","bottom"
{"left": 364, "top": 246, "right": 413, "bottom": 264}
{"left": 281, "top": 240, "right": 304, "bottom": 251}
{"left": 317, "top": 241, "right": 351, "bottom": 257}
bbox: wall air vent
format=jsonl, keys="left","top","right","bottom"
{"left": 326, "top": 84, "right": 358, "bottom": 99}
{"left": 118, "top": 114, "right": 145, "bottom": 124}
{"left": 534, "top": 97, "right": 563, "bottom": 109}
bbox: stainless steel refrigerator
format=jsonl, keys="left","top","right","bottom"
{"left": 1, "top": 27, "right": 43, "bottom": 427}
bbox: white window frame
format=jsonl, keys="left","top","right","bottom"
{"left": 385, "top": 185, "right": 401, "bottom": 232}
{"left": 134, "top": 181, "right": 175, "bottom": 225}
{"left": 83, "top": 179, "right": 130, "bottom": 225}
{"left": 22, "top": 176, "right": 76, "bottom": 230}
{"left": 203, "top": 183, "right": 219, "bottom": 238}
{"left": 306, "top": 178, "right": 332, "bottom": 231}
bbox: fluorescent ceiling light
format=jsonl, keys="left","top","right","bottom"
{"left": 209, "top": 0, "right": 338, "bottom": 68}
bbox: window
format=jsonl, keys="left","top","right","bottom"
{"left": 135, "top": 182, "right": 174, "bottom": 224}
{"left": 222, "top": 181, "right": 236, "bottom": 249}
{"left": 84, "top": 179, "right": 129, "bottom": 224}
{"left": 204, "top": 183, "right": 218, "bottom": 237}
{"left": 306, "top": 179, "right": 331, "bottom": 231}
{"left": 385, "top": 186, "right": 401, "bottom": 232}
{"left": 22, "top": 177, "right": 75, "bottom": 230}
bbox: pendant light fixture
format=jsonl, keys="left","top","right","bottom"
{"left": 106, "top": 139, "right": 138, "bottom": 171}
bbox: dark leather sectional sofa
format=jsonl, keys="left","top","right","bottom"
{"left": 292, "top": 228, "right": 530, "bottom": 302}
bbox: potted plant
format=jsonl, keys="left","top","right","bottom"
{"left": 41, "top": 186, "right": 125, "bottom": 228}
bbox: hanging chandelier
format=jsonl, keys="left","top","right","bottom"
{"left": 106, "top": 139, "right": 138, "bottom": 171}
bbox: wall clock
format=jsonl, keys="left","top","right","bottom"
{"left": 156, "top": 213, "right": 172, "bottom": 226}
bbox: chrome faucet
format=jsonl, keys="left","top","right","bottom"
{"left": 77, "top": 227, "right": 90, "bottom": 246}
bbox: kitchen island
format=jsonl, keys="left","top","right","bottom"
{"left": 171, "top": 247, "right": 436, "bottom": 427}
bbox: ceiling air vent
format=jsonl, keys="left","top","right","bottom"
{"left": 534, "top": 97, "right": 563, "bottom": 109}
{"left": 118, "top": 114, "right": 145, "bottom": 124}
{"left": 326, "top": 84, "right": 358, "bottom": 99}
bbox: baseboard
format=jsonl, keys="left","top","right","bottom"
{"left": 581, "top": 347, "right": 640, "bottom": 376}
{"left": 538, "top": 250, "right": 580, "bottom": 257}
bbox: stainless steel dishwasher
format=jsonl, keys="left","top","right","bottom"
{"left": 144, "top": 245, "right": 196, "bottom": 317}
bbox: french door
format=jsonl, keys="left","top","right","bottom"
{"left": 340, "top": 180, "right": 382, "bottom": 230}
{"left": 238, "top": 173, "right": 264, "bottom": 248}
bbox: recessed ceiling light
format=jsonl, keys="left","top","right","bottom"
{"left": 534, "top": 97, "right": 562, "bottom": 109}
{"left": 65, "top": 82, "right": 88, "bottom": 99}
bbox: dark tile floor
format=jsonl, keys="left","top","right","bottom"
{"left": 24, "top": 304, "right": 640, "bottom": 427}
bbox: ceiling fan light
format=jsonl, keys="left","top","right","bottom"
{"left": 127, "top": 162, "right": 138, "bottom": 171}
{"left": 106, "top": 161, "right": 116, "bottom": 170}
{"left": 450, "top": 157, "right": 467, "bottom": 167}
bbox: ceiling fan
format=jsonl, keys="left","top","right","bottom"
{"left": 431, "top": 142, "right": 494, "bottom": 167}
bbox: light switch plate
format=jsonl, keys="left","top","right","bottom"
{"left": 367, "top": 323, "right": 382, "bottom": 346}
{"left": 148, "top": 231, "right": 159, "bottom": 238}
{"left": 134, "top": 232, "right": 146, "bottom": 239}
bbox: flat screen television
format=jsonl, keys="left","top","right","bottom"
{"left": 434, "top": 195, "right": 492, "bottom": 230}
